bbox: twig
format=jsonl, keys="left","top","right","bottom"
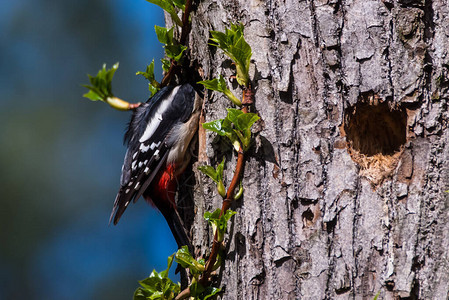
{"left": 174, "top": 287, "right": 191, "bottom": 300}
{"left": 198, "top": 84, "right": 252, "bottom": 286}
{"left": 180, "top": 0, "right": 193, "bottom": 45}
{"left": 105, "top": 96, "right": 142, "bottom": 111}
{"left": 175, "top": 83, "right": 251, "bottom": 294}
{"left": 160, "top": 0, "right": 193, "bottom": 87}
{"left": 199, "top": 147, "right": 244, "bottom": 287}
{"left": 161, "top": 61, "right": 176, "bottom": 87}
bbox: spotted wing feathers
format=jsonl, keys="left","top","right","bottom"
{"left": 109, "top": 84, "right": 195, "bottom": 225}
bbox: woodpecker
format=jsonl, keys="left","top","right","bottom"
{"left": 109, "top": 84, "right": 201, "bottom": 249}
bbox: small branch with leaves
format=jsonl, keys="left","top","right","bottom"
{"left": 82, "top": 0, "right": 193, "bottom": 110}
{"left": 177, "top": 23, "right": 256, "bottom": 299}
{"left": 82, "top": 63, "right": 141, "bottom": 110}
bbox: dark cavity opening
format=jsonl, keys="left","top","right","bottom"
{"left": 344, "top": 100, "right": 407, "bottom": 156}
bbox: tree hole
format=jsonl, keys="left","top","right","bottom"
{"left": 343, "top": 94, "right": 408, "bottom": 185}
{"left": 302, "top": 209, "right": 314, "bottom": 228}
{"left": 344, "top": 100, "right": 407, "bottom": 156}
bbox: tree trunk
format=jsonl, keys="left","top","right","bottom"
{"left": 181, "top": 0, "right": 449, "bottom": 299}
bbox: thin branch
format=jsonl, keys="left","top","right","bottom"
{"left": 224, "top": 149, "right": 245, "bottom": 209}
{"left": 161, "top": 61, "right": 177, "bottom": 87}
{"left": 160, "top": 0, "right": 193, "bottom": 87}
{"left": 199, "top": 148, "right": 244, "bottom": 286}
{"left": 180, "top": 0, "right": 193, "bottom": 45}
{"left": 128, "top": 102, "right": 142, "bottom": 110}
{"left": 105, "top": 96, "right": 141, "bottom": 111}
{"left": 199, "top": 84, "right": 252, "bottom": 286}
{"left": 175, "top": 70, "right": 254, "bottom": 299}
{"left": 174, "top": 287, "right": 191, "bottom": 300}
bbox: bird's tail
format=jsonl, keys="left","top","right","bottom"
{"left": 144, "top": 164, "right": 193, "bottom": 252}
{"left": 144, "top": 193, "right": 193, "bottom": 253}
{"left": 162, "top": 208, "right": 193, "bottom": 252}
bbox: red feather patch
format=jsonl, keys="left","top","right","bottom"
{"left": 145, "top": 163, "right": 178, "bottom": 209}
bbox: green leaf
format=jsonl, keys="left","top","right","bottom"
{"left": 155, "top": 25, "right": 187, "bottom": 63}
{"left": 171, "top": 0, "right": 185, "bottom": 10}
{"left": 165, "top": 44, "right": 187, "bottom": 62}
{"left": 204, "top": 209, "right": 220, "bottom": 240}
{"left": 82, "top": 62, "right": 119, "bottom": 102}
{"left": 216, "top": 158, "right": 225, "bottom": 181}
{"left": 203, "top": 116, "right": 241, "bottom": 151}
{"left": 161, "top": 59, "right": 171, "bottom": 73}
{"left": 209, "top": 31, "right": 227, "bottom": 48}
{"left": 198, "top": 165, "right": 219, "bottom": 183}
{"left": 133, "top": 253, "right": 180, "bottom": 300}
{"left": 221, "top": 209, "right": 237, "bottom": 226}
{"left": 198, "top": 76, "right": 227, "bottom": 92}
{"left": 233, "top": 129, "right": 247, "bottom": 148}
{"left": 209, "top": 23, "right": 252, "bottom": 86}
{"left": 221, "top": 117, "right": 234, "bottom": 137}
{"left": 155, "top": 25, "right": 174, "bottom": 45}
{"left": 231, "top": 36, "right": 252, "bottom": 86}
{"left": 226, "top": 108, "right": 243, "bottom": 127}
{"left": 136, "top": 60, "right": 161, "bottom": 96}
{"left": 202, "top": 119, "right": 228, "bottom": 136}
{"left": 217, "top": 180, "right": 226, "bottom": 198}
{"left": 136, "top": 60, "right": 158, "bottom": 85}
{"left": 203, "top": 209, "right": 221, "bottom": 223}
{"left": 189, "top": 281, "right": 206, "bottom": 298}
{"left": 236, "top": 113, "right": 260, "bottom": 131}
{"left": 198, "top": 75, "right": 241, "bottom": 106}
{"left": 189, "top": 284, "right": 221, "bottom": 300}
{"left": 175, "top": 246, "right": 205, "bottom": 275}
{"left": 148, "top": 84, "right": 159, "bottom": 96}
{"left": 224, "top": 109, "right": 259, "bottom": 150}
{"left": 202, "top": 287, "right": 222, "bottom": 300}
{"left": 234, "top": 181, "right": 243, "bottom": 200}
{"left": 145, "top": 0, "right": 182, "bottom": 26}
{"left": 82, "top": 89, "right": 103, "bottom": 101}
{"left": 204, "top": 209, "right": 237, "bottom": 242}
{"left": 160, "top": 254, "right": 175, "bottom": 278}
{"left": 139, "top": 274, "right": 161, "bottom": 291}
{"left": 198, "top": 158, "right": 225, "bottom": 183}
{"left": 199, "top": 159, "right": 226, "bottom": 197}
{"left": 134, "top": 287, "right": 152, "bottom": 300}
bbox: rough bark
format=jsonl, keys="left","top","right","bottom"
{"left": 180, "top": 0, "right": 449, "bottom": 299}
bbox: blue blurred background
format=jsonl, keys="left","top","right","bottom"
{"left": 0, "top": 1, "right": 179, "bottom": 299}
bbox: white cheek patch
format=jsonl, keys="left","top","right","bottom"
{"left": 139, "top": 86, "right": 181, "bottom": 143}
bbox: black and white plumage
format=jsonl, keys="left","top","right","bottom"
{"left": 109, "top": 84, "right": 200, "bottom": 248}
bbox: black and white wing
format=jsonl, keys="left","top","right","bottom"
{"left": 109, "top": 84, "right": 195, "bottom": 225}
